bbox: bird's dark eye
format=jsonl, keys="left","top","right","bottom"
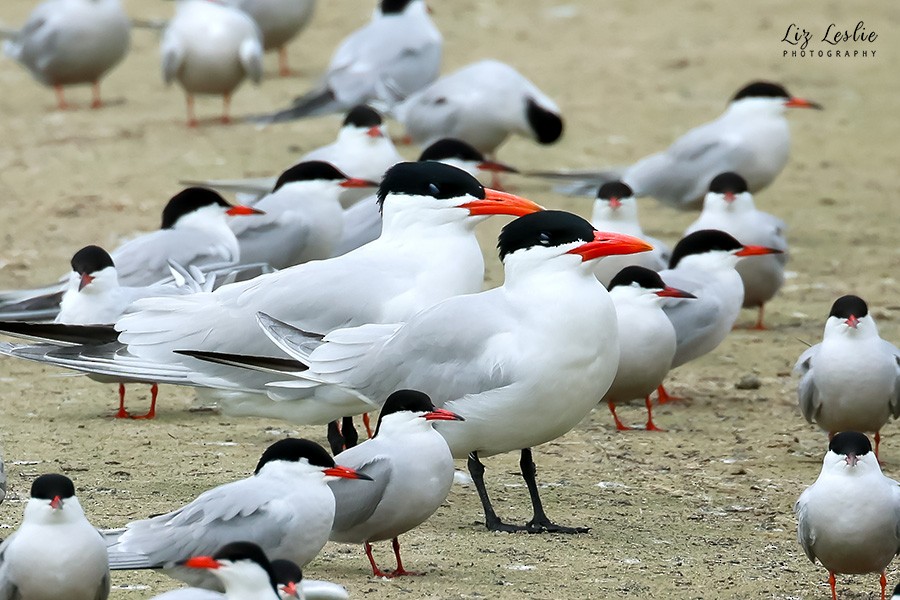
{"left": 539, "top": 232, "right": 551, "bottom": 245}
{"left": 428, "top": 183, "right": 440, "bottom": 196}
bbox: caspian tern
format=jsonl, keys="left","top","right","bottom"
{"left": 794, "top": 295, "right": 900, "bottom": 459}
{"left": 603, "top": 266, "right": 694, "bottom": 431}
{"left": 224, "top": 0, "right": 316, "bottom": 77}
{"left": 589, "top": 181, "right": 671, "bottom": 286}
{"left": 533, "top": 81, "right": 821, "bottom": 209}
{"left": 161, "top": 0, "right": 264, "bottom": 126}
{"left": 685, "top": 172, "right": 788, "bottom": 329}
{"left": 329, "top": 389, "right": 462, "bottom": 577}
{"left": 392, "top": 59, "right": 563, "bottom": 155}
{"left": 105, "top": 439, "right": 371, "bottom": 589}
{"left": 795, "top": 431, "right": 900, "bottom": 600}
{"left": 0, "top": 473, "right": 109, "bottom": 600}
{"left": 254, "top": 0, "right": 441, "bottom": 122}
{"left": 2, "top": 0, "right": 129, "bottom": 110}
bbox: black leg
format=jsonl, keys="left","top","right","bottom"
{"left": 326, "top": 421, "right": 343, "bottom": 456}
{"left": 520, "top": 448, "right": 590, "bottom": 534}
{"left": 342, "top": 416, "right": 359, "bottom": 448}
{"left": 467, "top": 452, "right": 526, "bottom": 532}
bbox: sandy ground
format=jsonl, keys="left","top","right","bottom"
{"left": 0, "top": 0, "right": 899, "bottom": 598}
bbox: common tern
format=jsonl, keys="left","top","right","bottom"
{"left": 2, "top": 0, "right": 129, "bottom": 110}
{"left": 224, "top": 0, "right": 316, "bottom": 77}
{"left": 162, "top": 0, "right": 264, "bottom": 126}
{"left": 795, "top": 431, "right": 900, "bottom": 600}
{"left": 393, "top": 59, "right": 563, "bottom": 155}
{"left": 589, "top": 181, "right": 671, "bottom": 286}
{"left": 534, "top": 81, "right": 821, "bottom": 209}
{"left": 255, "top": 0, "right": 441, "bottom": 122}
{"left": 685, "top": 172, "right": 788, "bottom": 329}
{"left": 0, "top": 473, "right": 109, "bottom": 600}
{"left": 603, "top": 266, "right": 694, "bottom": 431}
{"left": 329, "top": 390, "right": 462, "bottom": 577}
{"left": 229, "top": 162, "right": 376, "bottom": 269}
{"left": 794, "top": 295, "right": 900, "bottom": 459}
{"left": 106, "top": 439, "right": 371, "bottom": 589}
{"left": 247, "top": 210, "right": 652, "bottom": 532}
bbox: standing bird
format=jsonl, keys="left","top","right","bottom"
{"left": 251, "top": 211, "right": 652, "bottom": 532}
{"left": 795, "top": 432, "right": 900, "bottom": 600}
{"left": 0, "top": 473, "right": 109, "bottom": 600}
{"left": 2, "top": 0, "right": 129, "bottom": 110}
{"left": 589, "top": 181, "right": 671, "bottom": 287}
{"left": 534, "top": 81, "right": 821, "bottom": 209}
{"left": 685, "top": 172, "right": 788, "bottom": 329}
{"left": 161, "top": 0, "right": 264, "bottom": 126}
{"left": 106, "top": 439, "right": 371, "bottom": 589}
{"left": 603, "top": 267, "right": 694, "bottom": 432}
{"left": 393, "top": 59, "right": 563, "bottom": 155}
{"left": 256, "top": 0, "right": 441, "bottom": 122}
{"left": 329, "top": 390, "right": 463, "bottom": 577}
{"left": 224, "top": 0, "right": 316, "bottom": 77}
{"left": 794, "top": 295, "right": 900, "bottom": 458}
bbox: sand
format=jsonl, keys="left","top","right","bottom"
{"left": 0, "top": 0, "right": 898, "bottom": 598}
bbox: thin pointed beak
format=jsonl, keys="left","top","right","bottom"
{"left": 608, "top": 197, "right": 622, "bottom": 209}
{"left": 655, "top": 286, "right": 696, "bottom": 299}
{"left": 424, "top": 408, "right": 465, "bottom": 421}
{"left": 50, "top": 495, "right": 63, "bottom": 510}
{"left": 78, "top": 273, "right": 94, "bottom": 291}
{"left": 566, "top": 231, "right": 653, "bottom": 262}
{"left": 281, "top": 582, "right": 299, "bottom": 598}
{"left": 340, "top": 178, "right": 378, "bottom": 188}
{"left": 324, "top": 465, "right": 374, "bottom": 481}
{"left": 735, "top": 245, "right": 783, "bottom": 257}
{"left": 180, "top": 556, "right": 221, "bottom": 570}
{"left": 477, "top": 160, "right": 519, "bottom": 174}
{"left": 460, "top": 189, "right": 543, "bottom": 217}
{"left": 724, "top": 192, "right": 736, "bottom": 203}
{"left": 846, "top": 314, "right": 859, "bottom": 329}
{"left": 366, "top": 125, "right": 383, "bottom": 138}
{"left": 785, "top": 97, "right": 823, "bottom": 110}
{"left": 845, "top": 453, "right": 858, "bottom": 467}
{"left": 226, "top": 205, "right": 265, "bottom": 216}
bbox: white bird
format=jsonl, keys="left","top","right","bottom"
{"left": 393, "top": 59, "right": 563, "bottom": 155}
{"left": 603, "top": 266, "right": 694, "bottom": 432}
{"left": 2, "top": 0, "right": 129, "bottom": 110}
{"left": 685, "top": 172, "right": 788, "bottom": 329}
{"left": 256, "top": 0, "right": 441, "bottom": 122}
{"left": 656, "top": 229, "right": 781, "bottom": 402}
{"left": 229, "top": 161, "right": 376, "bottom": 270}
{"left": 224, "top": 0, "right": 316, "bottom": 77}
{"left": 589, "top": 181, "right": 671, "bottom": 287}
{"left": 268, "top": 559, "right": 348, "bottom": 600}
{"left": 535, "top": 81, "right": 821, "bottom": 209}
{"left": 795, "top": 431, "right": 900, "bottom": 600}
{"left": 794, "top": 295, "right": 900, "bottom": 459}
{"left": 161, "top": 0, "right": 264, "bottom": 126}
{"left": 247, "top": 210, "right": 652, "bottom": 532}
{"left": 329, "top": 389, "right": 463, "bottom": 577}
{"left": 0, "top": 473, "right": 109, "bottom": 600}
{"left": 106, "top": 439, "right": 371, "bottom": 590}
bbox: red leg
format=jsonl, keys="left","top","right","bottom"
{"left": 115, "top": 383, "right": 130, "bottom": 419}
{"left": 656, "top": 384, "right": 686, "bottom": 404}
{"left": 607, "top": 401, "right": 632, "bottom": 431}
{"left": 880, "top": 571, "right": 887, "bottom": 600}
{"left": 91, "top": 81, "right": 103, "bottom": 109}
{"left": 221, "top": 93, "right": 232, "bottom": 124}
{"left": 364, "top": 542, "right": 391, "bottom": 578}
{"left": 186, "top": 94, "right": 198, "bottom": 128}
{"left": 387, "top": 537, "right": 421, "bottom": 577}
{"left": 130, "top": 384, "right": 158, "bottom": 420}
{"left": 752, "top": 304, "right": 767, "bottom": 330}
{"left": 362, "top": 412, "right": 373, "bottom": 438}
{"left": 644, "top": 396, "right": 664, "bottom": 431}
{"left": 829, "top": 571, "right": 836, "bottom": 600}
{"left": 278, "top": 47, "right": 291, "bottom": 77}
{"left": 54, "top": 85, "right": 69, "bottom": 110}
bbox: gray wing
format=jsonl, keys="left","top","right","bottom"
{"left": 794, "top": 487, "right": 817, "bottom": 563}
{"left": 328, "top": 454, "right": 391, "bottom": 533}
{"left": 160, "top": 26, "right": 185, "bottom": 85}
{"left": 658, "top": 269, "right": 724, "bottom": 363}
{"left": 334, "top": 198, "right": 382, "bottom": 256}
{"left": 95, "top": 573, "right": 110, "bottom": 600}
{"left": 884, "top": 340, "right": 900, "bottom": 419}
{"left": 111, "top": 230, "right": 235, "bottom": 287}
{"left": 794, "top": 344, "right": 821, "bottom": 424}
{"left": 0, "top": 532, "right": 19, "bottom": 600}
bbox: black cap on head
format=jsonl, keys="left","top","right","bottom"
{"left": 380, "top": 0, "right": 414, "bottom": 15}
{"left": 731, "top": 81, "right": 791, "bottom": 102}
{"left": 828, "top": 431, "right": 872, "bottom": 457}
{"left": 597, "top": 181, "right": 633, "bottom": 201}
{"left": 668, "top": 229, "right": 743, "bottom": 268}
{"left": 255, "top": 438, "right": 335, "bottom": 474}
{"left": 161, "top": 188, "right": 230, "bottom": 229}
{"left": 71, "top": 245, "right": 114, "bottom": 275}
{"left": 498, "top": 210, "right": 594, "bottom": 262}
{"left": 342, "top": 105, "right": 382, "bottom": 128}
{"left": 608, "top": 266, "right": 666, "bottom": 292}
{"left": 31, "top": 473, "right": 76, "bottom": 500}
{"left": 377, "top": 161, "right": 485, "bottom": 208}
{"left": 526, "top": 98, "right": 564, "bottom": 145}
{"left": 708, "top": 172, "right": 748, "bottom": 195}
{"left": 374, "top": 390, "right": 435, "bottom": 436}
{"left": 272, "top": 161, "right": 349, "bottom": 193}
{"left": 271, "top": 559, "right": 303, "bottom": 587}
{"left": 213, "top": 542, "right": 277, "bottom": 591}
{"left": 418, "top": 139, "right": 484, "bottom": 163}
{"left": 829, "top": 295, "right": 868, "bottom": 320}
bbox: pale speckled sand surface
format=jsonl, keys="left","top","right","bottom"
{"left": 0, "top": 1, "right": 899, "bottom": 598}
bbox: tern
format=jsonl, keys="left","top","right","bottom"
{"left": 224, "top": 0, "right": 316, "bottom": 77}
{"left": 795, "top": 431, "right": 900, "bottom": 600}
{"left": 794, "top": 295, "right": 900, "bottom": 458}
